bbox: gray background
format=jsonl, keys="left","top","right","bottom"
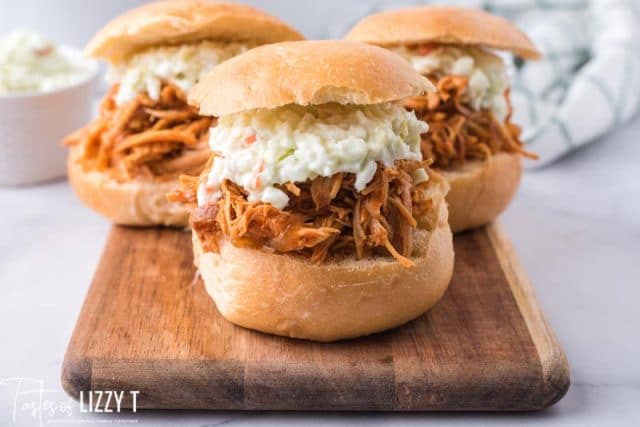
{"left": 0, "top": 0, "right": 477, "bottom": 45}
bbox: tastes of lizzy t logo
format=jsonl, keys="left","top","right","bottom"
{"left": 79, "top": 390, "right": 140, "bottom": 413}
{"left": 1, "top": 377, "right": 140, "bottom": 426}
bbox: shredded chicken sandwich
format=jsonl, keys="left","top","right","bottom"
{"left": 172, "top": 159, "right": 441, "bottom": 267}
{"left": 170, "top": 102, "right": 445, "bottom": 267}
{"left": 406, "top": 75, "right": 536, "bottom": 169}
{"left": 64, "top": 82, "right": 213, "bottom": 181}
{"left": 398, "top": 45, "right": 537, "bottom": 169}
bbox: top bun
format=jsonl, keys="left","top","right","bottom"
{"left": 345, "top": 6, "right": 541, "bottom": 60}
{"left": 85, "top": 0, "right": 304, "bottom": 63}
{"left": 189, "top": 40, "right": 435, "bottom": 116}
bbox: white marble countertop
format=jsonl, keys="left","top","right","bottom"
{"left": 1, "top": 116, "right": 639, "bottom": 426}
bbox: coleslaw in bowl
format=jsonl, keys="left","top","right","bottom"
{"left": 0, "top": 31, "right": 95, "bottom": 96}
{"left": 0, "top": 31, "right": 99, "bottom": 185}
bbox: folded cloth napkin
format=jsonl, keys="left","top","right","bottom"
{"left": 503, "top": 0, "right": 640, "bottom": 167}
{"left": 342, "top": 0, "right": 640, "bottom": 167}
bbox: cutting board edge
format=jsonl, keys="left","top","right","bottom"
{"left": 61, "top": 353, "right": 92, "bottom": 402}
{"left": 486, "top": 222, "right": 570, "bottom": 408}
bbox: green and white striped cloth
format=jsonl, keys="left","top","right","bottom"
{"left": 502, "top": 0, "right": 640, "bottom": 167}
{"left": 354, "top": 0, "right": 640, "bottom": 167}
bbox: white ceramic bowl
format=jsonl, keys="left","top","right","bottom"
{"left": 0, "top": 47, "right": 99, "bottom": 186}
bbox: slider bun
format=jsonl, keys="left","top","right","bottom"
{"left": 189, "top": 40, "right": 436, "bottom": 116}
{"left": 86, "top": 0, "right": 304, "bottom": 63}
{"left": 345, "top": 6, "right": 541, "bottom": 60}
{"left": 444, "top": 152, "right": 522, "bottom": 233}
{"left": 67, "top": 146, "right": 189, "bottom": 227}
{"left": 193, "top": 179, "right": 454, "bottom": 342}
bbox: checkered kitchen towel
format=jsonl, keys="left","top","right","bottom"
{"left": 340, "top": 0, "right": 640, "bottom": 167}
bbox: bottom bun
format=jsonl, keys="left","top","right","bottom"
{"left": 442, "top": 152, "right": 522, "bottom": 233}
{"left": 194, "top": 203, "right": 454, "bottom": 342}
{"left": 67, "top": 146, "right": 190, "bottom": 226}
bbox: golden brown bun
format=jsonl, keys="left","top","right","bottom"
{"left": 443, "top": 152, "right": 522, "bottom": 233}
{"left": 189, "top": 40, "right": 435, "bottom": 116}
{"left": 193, "top": 179, "right": 454, "bottom": 342}
{"left": 345, "top": 6, "right": 541, "bottom": 60}
{"left": 67, "top": 146, "right": 189, "bottom": 227}
{"left": 86, "top": 0, "right": 304, "bottom": 63}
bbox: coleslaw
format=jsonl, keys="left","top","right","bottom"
{"left": 393, "top": 45, "right": 510, "bottom": 121}
{"left": 198, "top": 102, "right": 428, "bottom": 209}
{"left": 108, "top": 41, "right": 250, "bottom": 105}
{"left": 0, "top": 31, "right": 91, "bottom": 94}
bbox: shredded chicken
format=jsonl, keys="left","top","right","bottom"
{"left": 63, "top": 83, "right": 213, "bottom": 181}
{"left": 170, "top": 160, "right": 439, "bottom": 267}
{"left": 405, "top": 75, "right": 537, "bottom": 169}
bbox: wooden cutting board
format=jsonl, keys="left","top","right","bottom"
{"left": 61, "top": 222, "right": 569, "bottom": 411}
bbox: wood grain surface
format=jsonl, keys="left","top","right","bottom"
{"left": 61, "top": 223, "right": 569, "bottom": 411}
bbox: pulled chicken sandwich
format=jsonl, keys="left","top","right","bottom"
{"left": 64, "top": 0, "right": 303, "bottom": 226}
{"left": 171, "top": 41, "right": 455, "bottom": 342}
{"left": 346, "top": 6, "right": 541, "bottom": 232}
